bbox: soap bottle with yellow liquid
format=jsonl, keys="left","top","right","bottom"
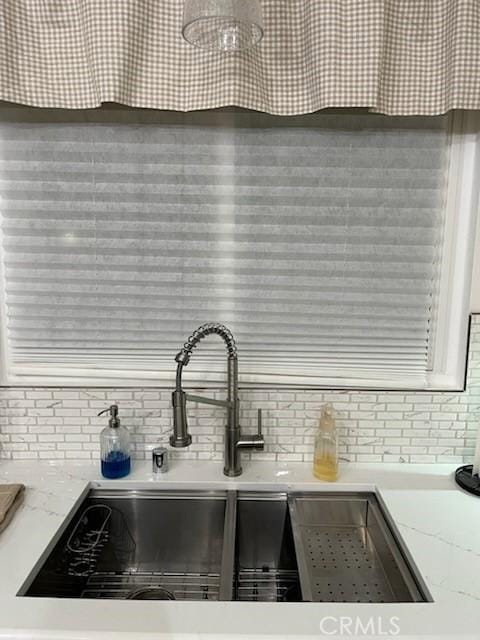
{"left": 313, "top": 402, "right": 338, "bottom": 481}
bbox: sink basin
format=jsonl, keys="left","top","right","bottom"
{"left": 19, "top": 488, "right": 429, "bottom": 603}
{"left": 23, "top": 490, "right": 230, "bottom": 601}
{"left": 234, "top": 492, "right": 301, "bottom": 601}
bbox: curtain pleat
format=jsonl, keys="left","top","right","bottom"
{"left": 0, "top": 0, "right": 478, "bottom": 115}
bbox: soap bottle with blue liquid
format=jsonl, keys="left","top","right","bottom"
{"left": 99, "top": 404, "right": 131, "bottom": 479}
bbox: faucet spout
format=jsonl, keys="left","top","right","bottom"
{"left": 170, "top": 323, "right": 264, "bottom": 476}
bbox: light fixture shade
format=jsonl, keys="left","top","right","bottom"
{"left": 182, "top": 0, "right": 264, "bottom": 52}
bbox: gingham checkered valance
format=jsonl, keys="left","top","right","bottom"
{"left": 0, "top": 0, "right": 479, "bottom": 116}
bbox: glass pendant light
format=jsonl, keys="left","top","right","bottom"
{"left": 182, "top": 0, "right": 264, "bottom": 52}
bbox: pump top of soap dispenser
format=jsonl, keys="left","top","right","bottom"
{"left": 98, "top": 404, "right": 120, "bottom": 428}
{"left": 320, "top": 402, "right": 336, "bottom": 432}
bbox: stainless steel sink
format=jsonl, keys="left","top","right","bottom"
{"left": 19, "top": 489, "right": 430, "bottom": 603}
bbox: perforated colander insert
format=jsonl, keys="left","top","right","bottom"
{"left": 301, "top": 526, "right": 396, "bottom": 603}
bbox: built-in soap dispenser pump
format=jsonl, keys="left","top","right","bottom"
{"left": 98, "top": 404, "right": 131, "bottom": 479}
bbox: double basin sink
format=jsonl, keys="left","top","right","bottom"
{"left": 20, "top": 489, "right": 429, "bottom": 603}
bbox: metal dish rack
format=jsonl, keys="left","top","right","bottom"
{"left": 236, "top": 569, "right": 300, "bottom": 602}
{"left": 82, "top": 571, "right": 221, "bottom": 600}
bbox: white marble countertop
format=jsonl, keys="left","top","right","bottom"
{"left": 0, "top": 459, "right": 479, "bottom": 640}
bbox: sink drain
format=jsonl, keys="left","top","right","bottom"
{"left": 126, "top": 587, "right": 175, "bottom": 600}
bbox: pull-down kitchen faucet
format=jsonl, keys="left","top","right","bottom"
{"left": 170, "top": 323, "right": 265, "bottom": 477}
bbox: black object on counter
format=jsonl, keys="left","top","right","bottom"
{"left": 455, "top": 465, "right": 480, "bottom": 497}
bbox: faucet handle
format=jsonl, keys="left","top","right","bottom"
{"left": 236, "top": 408, "right": 265, "bottom": 452}
{"left": 255, "top": 408, "right": 265, "bottom": 447}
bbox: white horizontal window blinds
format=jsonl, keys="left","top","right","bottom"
{"left": 0, "top": 109, "right": 449, "bottom": 387}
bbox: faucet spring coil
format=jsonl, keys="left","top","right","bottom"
{"left": 176, "top": 323, "right": 237, "bottom": 364}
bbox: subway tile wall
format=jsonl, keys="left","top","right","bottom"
{"left": 1, "top": 317, "right": 479, "bottom": 464}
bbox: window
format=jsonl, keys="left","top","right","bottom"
{"left": 0, "top": 107, "right": 477, "bottom": 388}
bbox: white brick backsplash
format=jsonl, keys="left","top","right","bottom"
{"left": 1, "top": 316, "right": 479, "bottom": 464}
